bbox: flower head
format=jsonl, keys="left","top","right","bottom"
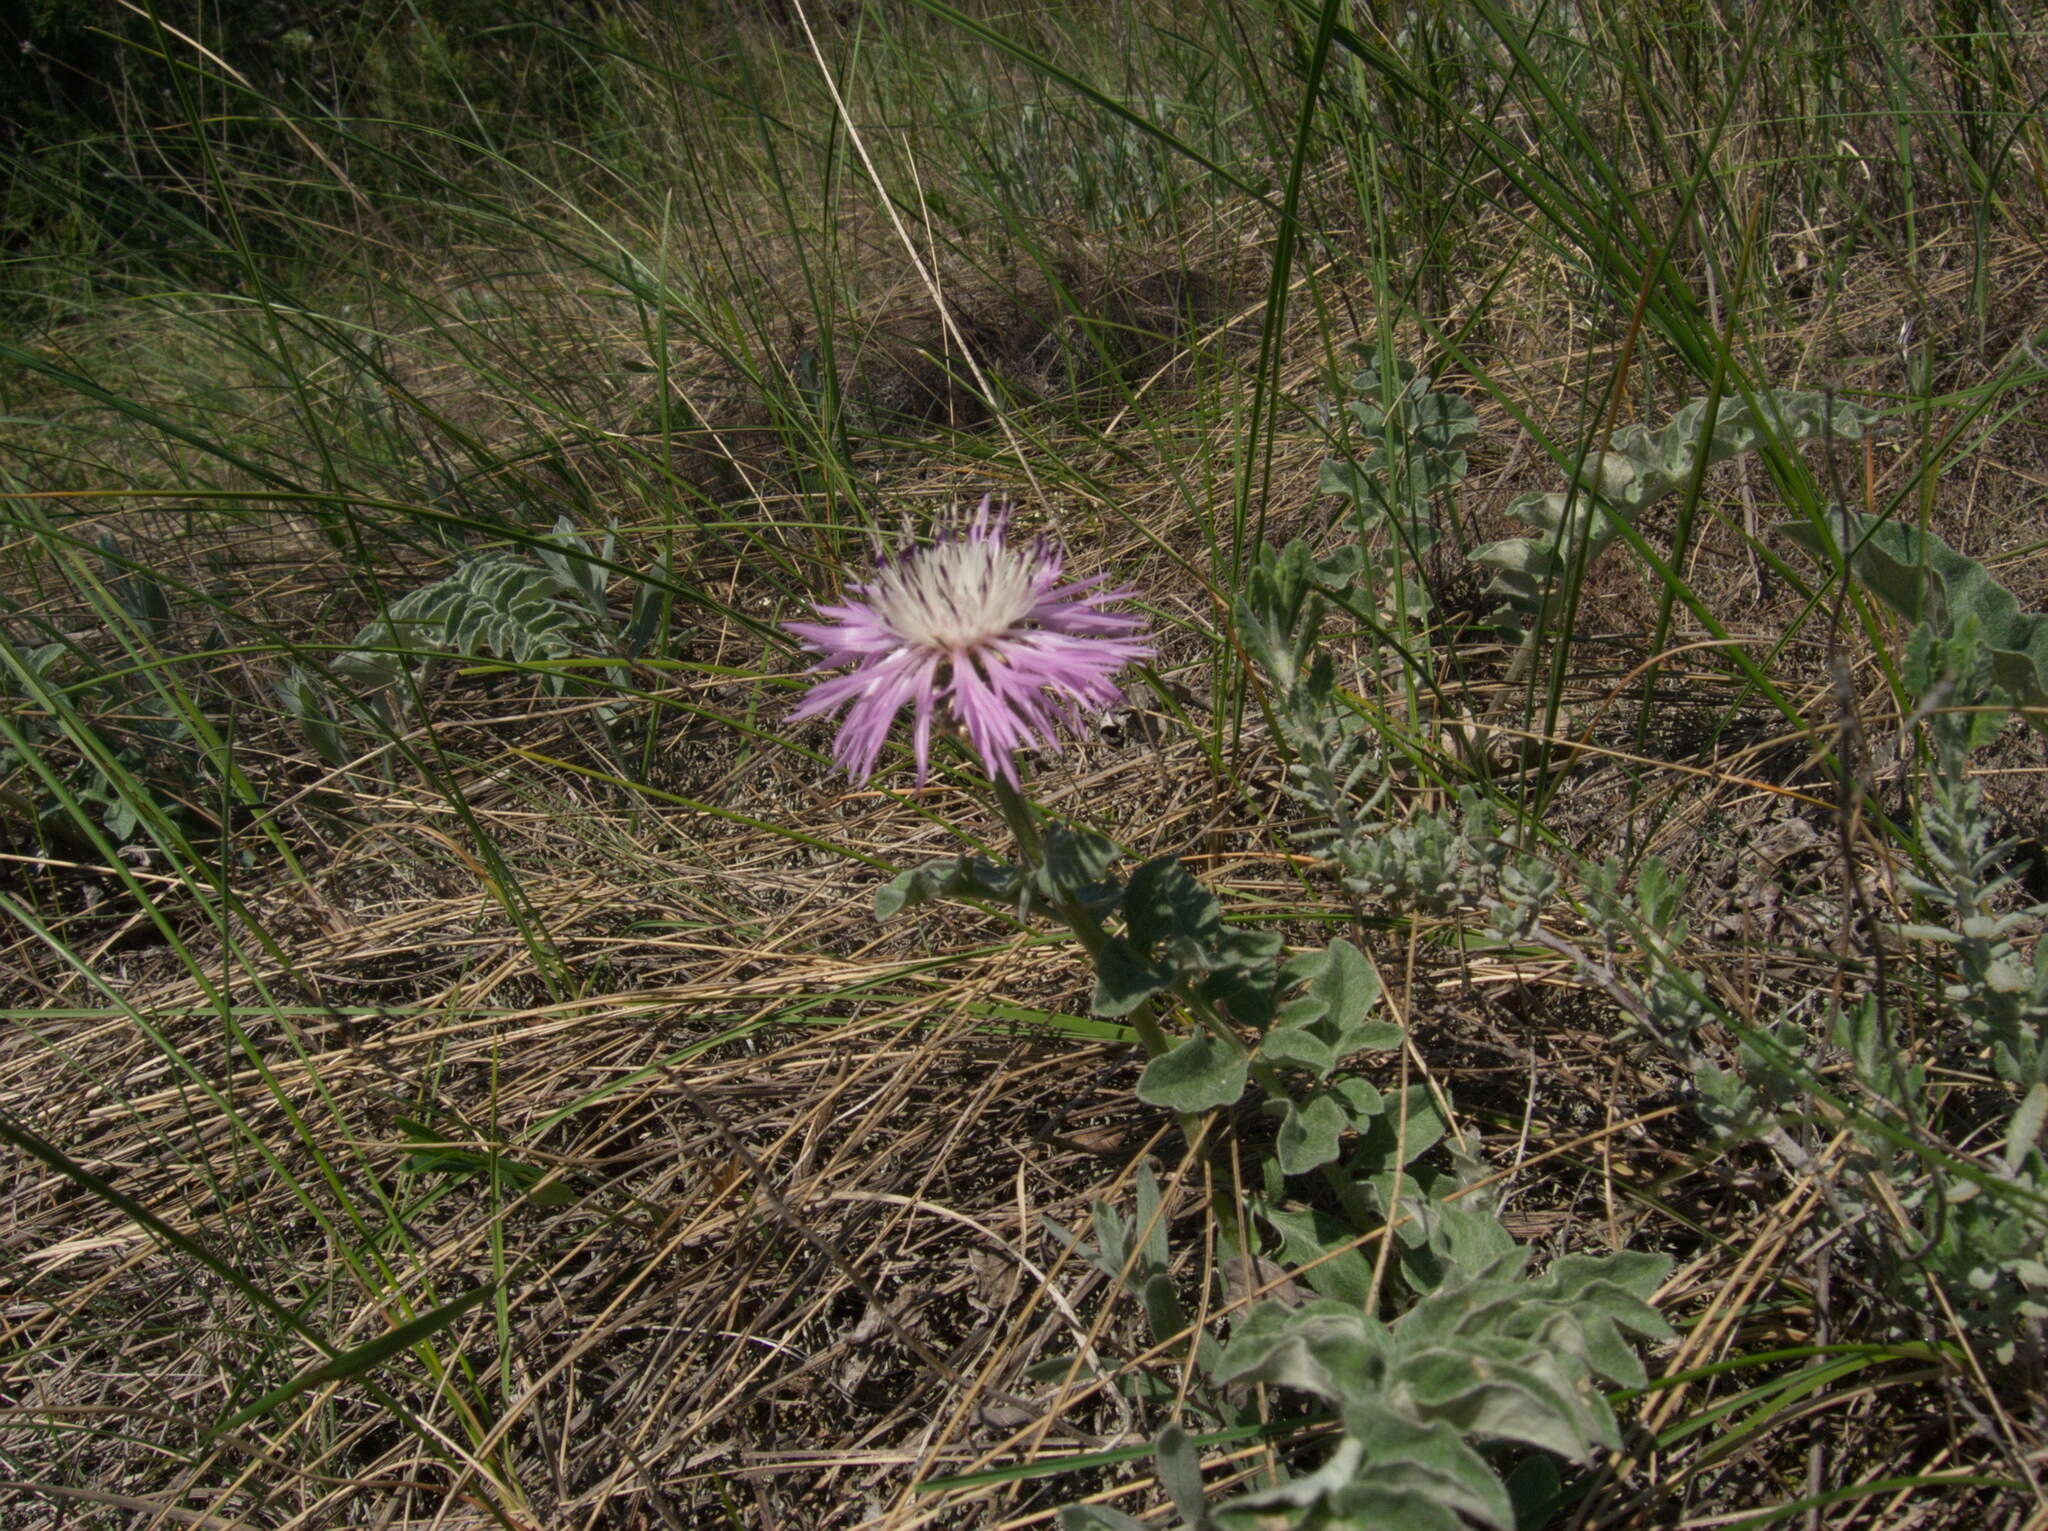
{"left": 787, "top": 500, "right": 1152, "bottom": 785}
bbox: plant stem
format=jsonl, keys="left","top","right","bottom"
{"left": 990, "top": 766, "right": 1174, "bottom": 1061}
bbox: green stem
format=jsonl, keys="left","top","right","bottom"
{"left": 989, "top": 767, "right": 1176, "bottom": 1061}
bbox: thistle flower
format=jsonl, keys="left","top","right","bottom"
{"left": 787, "top": 501, "right": 1152, "bottom": 785}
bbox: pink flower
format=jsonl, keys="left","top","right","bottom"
{"left": 787, "top": 500, "right": 1152, "bottom": 785}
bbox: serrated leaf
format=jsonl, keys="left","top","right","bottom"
{"left": 1138, "top": 1032, "right": 1248, "bottom": 1111}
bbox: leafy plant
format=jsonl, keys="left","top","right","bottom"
{"left": 1558, "top": 619, "right": 2048, "bottom": 1367}
{"left": 1476, "top": 390, "right": 1876, "bottom": 677}
{"left": 882, "top": 531, "right": 1674, "bottom": 1527}
{"left": 276, "top": 517, "right": 669, "bottom": 772}
{"left": 334, "top": 517, "right": 646, "bottom": 695}
{"left": 1, "top": 640, "right": 147, "bottom": 845}
{"left": 1844, "top": 624, "right": 2047, "bottom": 1354}
{"left": 1235, "top": 534, "right": 1506, "bottom": 916}
{"left": 1054, "top": 1123, "right": 1670, "bottom": 1531}
{"left": 1318, "top": 357, "right": 1479, "bottom": 581}
{"left": 0, "top": 548, "right": 213, "bottom": 850}
{"left": 1782, "top": 507, "right": 2048, "bottom": 731}
{"left": 1176, "top": 1251, "right": 1664, "bottom": 1531}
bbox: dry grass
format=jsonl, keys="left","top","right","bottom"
{"left": 5, "top": 0, "right": 2048, "bottom": 1525}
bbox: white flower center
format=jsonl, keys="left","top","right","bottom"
{"left": 869, "top": 537, "right": 1042, "bottom": 652}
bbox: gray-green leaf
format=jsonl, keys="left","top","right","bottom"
{"left": 874, "top": 855, "right": 1020, "bottom": 919}
{"left": 1275, "top": 1090, "right": 1349, "bottom": 1175}
{"left": 1781, "top": 508, "right": 2048, "bottom": 729}
{"left": 1138, "top": 1032, "right": 1248, "bottom": 1111}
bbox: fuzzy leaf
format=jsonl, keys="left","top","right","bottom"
{"left": 1222, "top": 1485, "right": 1464, "bottom": 1531}
{"left": 1274, "top": 1090, "right": 1349, "bottom": 1175}
{"left": 1352, "top": 1084, "right": 1447, "bottom": 1169}
{"left": 1399, "top": 1347, "right": 1608, "bottom": 1457}
{"left": 337, "top": 550, "right": 610, "bottom": 692}
{"left": 1212, "top": 1301, "right": 1386, "bottom": 1398}
{"left": 1262, "top": 939, "right": 1393, "bottom": 1077}
{"left": 1257, "top": 1208, "right": 1376, "bottom": 1307}
{"left": 1139, "top": 1272, "right": 1190, "bottom": 1355}
{"left": 874, "top": 855, "right": 1019, "bottom": 919}
{"left": 1133, "top": 1163, "right": 1170, "bottom": 1269}
{"left": 1331, "top": 1073, "right": 1386, "bottom": 1126}
{"left": 1339, "top": 1403, "right": 1515, "bottom": 1531}
{"left": 1782, "top": 509, "right": 2048, "bottom": 729}
{"left": 1037, "top": 825, "right": 1123, "bottom": 906}
{"left": 1124, "top": 856, "right": 1224, "bottom": 960}
{"left": 1093, "top": 937, "right": 1174, "bottom": 1017}
{"left": 1506, "top": 1452, "right": 1566, "bottom": 1528}
{"left": 1088, "top": 1199, "right": 1133, "bottom": 1277}
{"left": 1350, "top": 1019, "right": 1406, "bottom": 1052}
{"left": 276, "top": 667, "right": 351, "bottom": 769}
{"left": 1138, "top": 1032, "right": 1248, "bottom": 1111}
{"left": 1542, "top": 1249, "right": 1674, "bottom": 1310}
{"left": 1214, "top": 1423, "right": 1488, "bottom": 1531}
{"left": 1478, "top": 390, "right": 1875, "bottom": 632}
{"left": 1233, "top": 539, "right": 1323, "bottom": 696}
{"left": 1155, "top": 1427, "right": 1211, "bottom": 1530}
{"left": 1313, "top": 938, "right": 1380, "bottom": 1031}
{"left": 2008, "top": 1084, "right": 2048, "bottom": 1176}
{"left": 1260, "top": 1024, "right": 1336, "bottom": 1076}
